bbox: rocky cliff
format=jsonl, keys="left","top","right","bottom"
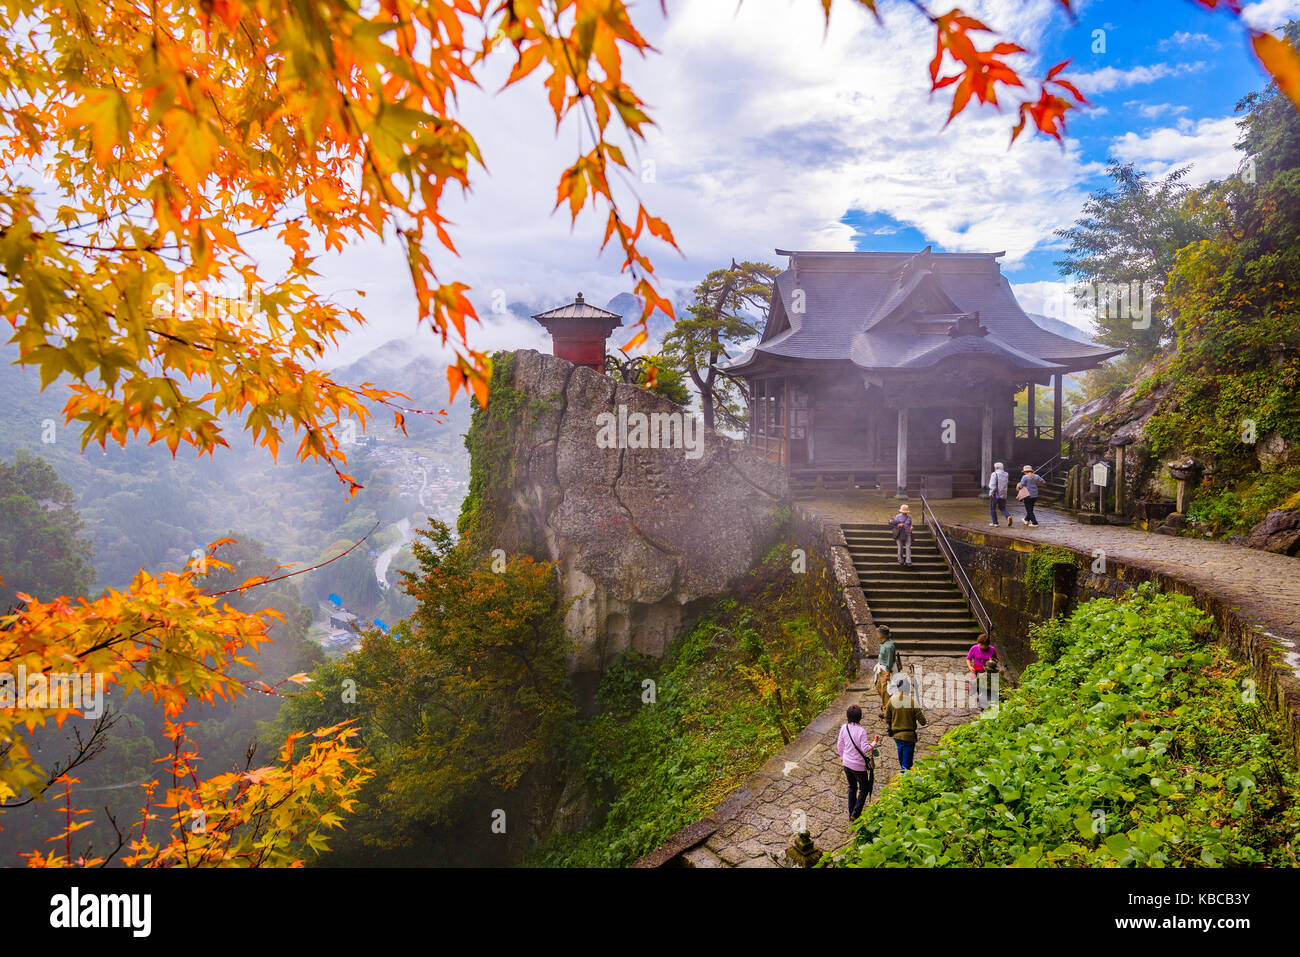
{"left": 461, "top": 350, "right": 789, "bottom": 681}
{"left": 1064, "top": 355, "right": 1300, "bottom": 552}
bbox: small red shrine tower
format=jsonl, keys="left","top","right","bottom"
{"left": 531, "top": 292, "right": 623, "bottom": 372}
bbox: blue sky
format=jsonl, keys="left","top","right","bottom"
{"left": 255, "top": 0, "right": 1300, "bottom": 365}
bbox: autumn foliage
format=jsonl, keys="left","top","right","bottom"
{"left": 1, "top": 550, "right": 370, "bottom": 866}
{"left": 2, "top": 0, "right": 1299, "bottom": 866}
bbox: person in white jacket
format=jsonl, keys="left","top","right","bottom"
{"left": 987, "top": 462, "right": 1012, "bottom": 527}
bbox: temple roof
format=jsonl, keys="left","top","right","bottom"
{"left": 531, "top": 292, "right": 623, "bottom": 324}
{"left": 725, "top": 248, "right": 1122, "bottom": 377}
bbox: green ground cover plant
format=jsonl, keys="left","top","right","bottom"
{"left": 833, "top": 584, "right": 1300, "bottom": 867}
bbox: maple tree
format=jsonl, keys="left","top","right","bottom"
{"left": 2, "top": 0, "right": 1299, "bottom": 866}
{"left": 279, "top": 520, "right": 573, "bottom": 862}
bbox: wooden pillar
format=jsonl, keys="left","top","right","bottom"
{"left": 895, "top": 407, "right": 909, "bottom": 500}
{"left": 1004, "top": 390, "right": 1016, "bottom": 463}
{"left": 782, "top": 376, "right": 790, "bottom": 466}
{"left": 1053, "top": 374, "right": 1063, "bottom": 446}
{"left": 1027, "top": 382, "right": 1036, "bottom": 436}
{"left": 980, "top": 402, "right": 993, "bottom": 497}
{"left": 763, "top": 380, "right": 771, "bottom": 457}
{"left": 747, "top": 381, "right": 756, "bottom": 446}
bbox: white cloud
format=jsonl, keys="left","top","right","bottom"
{"left": 1109, "top": 116, "right": 1242, "bottom": 184}
{"left": 1242, "top": 0, "right": 1300, "bottom": 31}
{"left": 1011, "top": 280, "right": 1098, "bottom": 334}
{"left": 1158, "top": 31, "right": 1220, "bottom": 51}
{"left": 1071, "top": 61, "right": 1206, "bottom": 93}
{"left": 306, "top": 0, "right": 1110, "bottom": 367}
{"left": 1123, "top": 101, "right": 1191, "bottom": 120}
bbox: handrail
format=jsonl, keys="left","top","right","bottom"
{"left": 916, "top": 492, "right": 997, "bottom": 647}
{"left": 1033, "top": 446, "right": 1070, "bottom": 483}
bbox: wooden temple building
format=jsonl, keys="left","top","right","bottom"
{"left": 725, "top": 248, "right": 1121, "bottom": 497}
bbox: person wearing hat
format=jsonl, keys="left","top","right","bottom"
{"left": 884, "top": 674, "right": 927, "bottom": 772}
{"left": 1017, "top": 465, "right": 1044, "bottom": 527}
{"left": 890, "top": 503, "right": 914, "bottom": 567}
{"left": 873, "top": 625, "right": 899, "bottom": 718}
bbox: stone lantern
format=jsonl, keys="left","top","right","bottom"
{"left": 531, "top": 292, "right": 624, "bottom": 372}
{"left": 1165, "top": 458, "right": 1204, "bottom": 529}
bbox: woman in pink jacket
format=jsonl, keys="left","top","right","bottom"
{"left": 836, "top": 704, "right": 880, "bottom": 820}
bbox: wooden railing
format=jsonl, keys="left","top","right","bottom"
{"left": 750, "top": 430, "right": 788, "bottom": 465}
{"left": 1014, "top": 424, "right": 1059, "bottom": 439}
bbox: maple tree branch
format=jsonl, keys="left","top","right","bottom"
{"left": 0, "top": 711, "right": 118, "bottom": 808}
{"left": 204, "top": 519, "right": 380, "bottom": 597}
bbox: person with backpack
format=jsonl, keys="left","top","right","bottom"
{"left": 1017, "top": 465, "right": 1044, "bottom": 527}
{"left": 835, "top": 704, "right": 879, "bottom": 820}
{"left": 873, "top": 624, "right": 900, "bottom": 719}
{"left": 889, "top": 503, "right": 913, "bottom": 567}
{"left": 987, "top": 462, "right": 1012, "bottom": 527}
{"left": 885, "top": 674, "right": 927, "bottom": 773}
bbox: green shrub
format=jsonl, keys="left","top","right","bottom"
{"left": 1024, "top": 546, "right": 1079, "bottom": 599}
{"left": 529, "top": 571, "right": 849, "bottom": 867}
{"left": 1187, "top": 466, "right": 1300, "bottom": 536}
{"left": 831, "top": 584, "right": 1300, "bottom": 867}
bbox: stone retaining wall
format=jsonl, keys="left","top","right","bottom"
{"left": 945, "top": 526, "right": 1300, "bottom": 762}
{"left": 791, "top": 504, "right": 879, "bottom": 661}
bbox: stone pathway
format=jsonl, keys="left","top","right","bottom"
{"left": 697, "top": 655, "right": 981, "bottom": 867}
{"left": 682, "top": 491, "right": 1300, "bottom": 867}
{"left": 803, "top": 490, "right": 1300, "bottom": 670}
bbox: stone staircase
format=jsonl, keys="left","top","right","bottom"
{"left": 842, "top": 522, "right": 982, "bottom": 656}
{"left": 1037, "top": 470, "right": 1068, "bottom": 505}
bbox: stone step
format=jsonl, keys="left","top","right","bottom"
{"left": 874, "top": 614, "right": 973, "bottom": 624}
{"left": 860, "top": 575, "right": 955, "bottom": 586}
{"left": 847, "top": 539, "right": 940, "bottom": 548}
{"left": 851, "top": 545, "right": 941, "bottom": 553}
{"left": 681, "top": 846, "right": 728, "bottom": 868}
{"left": 894, "top": 643, "right": 971, "bottom": 657}
{"left": 865, "top": 587, "right": 962, "bottom": 599}
{"left": 843, "top": 523, "right": 923, "bottom": 531}
{"left": 870, "top": 604, "right": 971, "bottom": 614}
{"left": 876, "top": 611, "right": 978, "bottom": 623}
{"left": 853, "top": 556, "right": 944, "bottom": 565}
{"left": 873, "top": 603, "right": 975, "bottom": 617}
{"left": 857, "top": 564, "right": 951, "bottom": 572}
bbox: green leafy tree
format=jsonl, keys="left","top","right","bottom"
{"left": 1146, "top": 21, "right": 1300, "bottom": 481}
{"left": 662, "top": 260, "right": 779, "bottom": 432}
{"left": 281, "top": 520, "right": 574, "bottom": 862}
{"left": 0, "top": 450, "right": 95, "bottom": 609}
{"left": 604, "top": 351, "right": 692, "bottom": 406}
{"left": 1054, "top": 162, "right": 1215, "bottom": 369}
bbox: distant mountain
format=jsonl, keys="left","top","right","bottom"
{"left": 332, "top": 342, "right": 475, "bottom": 443}
{"left": 606, "top": 290, "right": 692, "bottom": 351}
{"left": 1027, "top": 311, "right": 1100, "bottom": 346}
{"left": 0, "top": 338, "right": 472, "bottom": 594}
